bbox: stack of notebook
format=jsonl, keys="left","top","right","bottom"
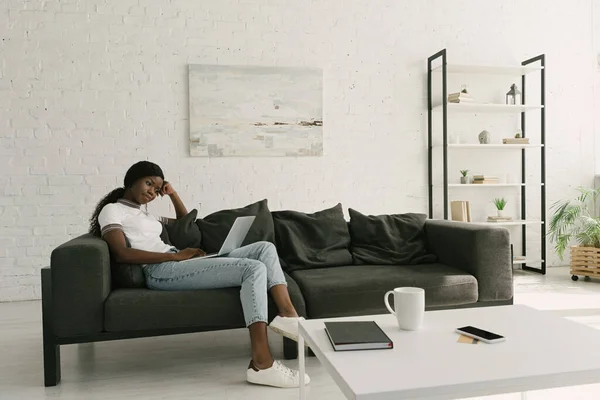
{"left": 448, "top": 92, "right": 475, "bottom": 103}
{"left": 487, "top": 215, "right": 513, "bottom": 222}
{"left": 503, "top": 137, "right": 530, "bottom": 144}
{"left": 472, "top": 175, "right": 499, "bottom": 184}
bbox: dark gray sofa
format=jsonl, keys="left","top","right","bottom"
{"left": 42, "top": 217, "right": 513, "bottom": 387}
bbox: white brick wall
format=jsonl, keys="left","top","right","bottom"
{"left": 0, "top": 0, "right": 597, "bottom": 301}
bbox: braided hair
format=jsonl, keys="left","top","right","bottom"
{"left": 89, "top": 161, "right": 164, "bottom": 236}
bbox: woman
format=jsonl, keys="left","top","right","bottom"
{"left": 89, "top": 161, "right": 309, "bottom": 388}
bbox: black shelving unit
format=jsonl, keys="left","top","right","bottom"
{"left": 427, "top": 49, "right": 546, "bottom": 274}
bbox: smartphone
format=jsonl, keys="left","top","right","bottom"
{"left": 456, "top": 326, "right": 505, "bottom": 344}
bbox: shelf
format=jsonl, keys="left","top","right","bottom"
{"left": 448, "top": 183, "right": 525, "bottom": 188}
{"left": 443, "top": 144, "right": 544, "bottom": 149}
{"left": 432, "top": 64, "right": 543, "bottom": 75}
{"left": 447, "top": 183, "right": 544, "bottom": 187}
{"left": 513, "top": 258, "right": 544, "bottom": 265}
{"left": 427, "top": 50, "right": 546, "bottom": 275}
{"left": 472, "top": 220, "right": 544, "bottom": 226}
{"left": 433, "top": 103, "right": 544, "bottom": 113}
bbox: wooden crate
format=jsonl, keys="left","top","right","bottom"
{"left": 570, "top": 246, "right": 600, "bottom": 280}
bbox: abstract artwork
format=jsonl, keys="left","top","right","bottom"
{"left": 188, "top": 64, "right": 323, "bottom": 157}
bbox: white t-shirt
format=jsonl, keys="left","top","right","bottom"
{"left": 98, "top": 199, "right": 173, "bottom": 253}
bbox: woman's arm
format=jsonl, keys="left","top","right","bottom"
{"left": 160, "top": 181, "right": 188, "bottom": 219}
{"left": 103, "top": 230, "right": 201, "bottom": 264}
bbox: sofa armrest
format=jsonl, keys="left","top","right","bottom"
{"left": 49, "top": 234, "right": 112, "bottom": 337}
{"left": 425, "top": 220, "right": 513, "bottom": 302}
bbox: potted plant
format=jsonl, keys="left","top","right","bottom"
{"left": 460, "top": 169, "right": 469, "bottom": 184}
{"left": 493, "top": 197, "right": 507, "bottom": 217}
{"left": 548, "top": 187, "right": 600, "bottom": 281}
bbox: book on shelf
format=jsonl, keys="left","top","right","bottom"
{"left": 448, "top": 92, "right": 475, "bottom": 103}
{"left": 472, "top": 175, "right": 499, "bottom": 184}
{"left": 503, "top": 137, "right": 530, "bottom": 144}
{"left": 451, "top": 200, "right": 472, "bottom": 222}
{"left": 487, "top": 216, "right": 513, "bottom": 222}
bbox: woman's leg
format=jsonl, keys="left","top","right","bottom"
{"left": 143, "top": 257, "right": 310, "bottom": 387}
{"left": 144, "top": 257, "right": 273, "bottom": 367}
{"left": 248, "top": 323, "right": 273, "bottom": 369}
{"left": 228, "top": 241, "right": 298, "bottom": 317}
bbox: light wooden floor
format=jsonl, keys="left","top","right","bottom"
{"left": 2, "top": 267, "right": 600, "bottom": 400}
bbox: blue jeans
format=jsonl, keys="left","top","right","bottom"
{"left": 142, "top": 241, "right": 287, "bottom": 327}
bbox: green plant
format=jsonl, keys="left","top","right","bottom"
{"left": 493, "top": 197, "right": 507, "bottom": 210}
{"left": 549, "top": 187, "right": 600, "bottom": 260}
{"left": 515, "top": 132, "right": 522, "bottom": 138}
{"left": 460, "top": 169, "right": 469, "bottom": 177}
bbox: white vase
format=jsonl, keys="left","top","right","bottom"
{"left": 497, "top": 210, "right": 505, "bottom": 217}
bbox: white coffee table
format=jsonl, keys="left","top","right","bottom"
{"left": 298, "top": 305, "right": 600, "bottom": 399}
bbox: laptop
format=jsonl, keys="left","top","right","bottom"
{"left": 179, "top": 216, "right": 256, "bottom": 262}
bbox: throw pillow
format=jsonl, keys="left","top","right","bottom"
{"left": 348, "top": 209, "right": 437, "bottom": 265}
{"left": 111, "top": 227, "right": 162, "bottom": 289}
{"left": 272, "top": 203, "right": 353, "bottom": 271}
{"left": 111, "top": 262, "right": 147, "bottom": 288}
{"left": 166, "top": 209, "right": 203, "bottom": 250}
{"left": 196, "top": 199, "right": 275, "bottom": 254}
{"left": 112, "top": 222, "right": 177, "bottom": 289}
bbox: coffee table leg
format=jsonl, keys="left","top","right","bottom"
{"left": 299, "top": 333, "right": 305, "bottom": 399}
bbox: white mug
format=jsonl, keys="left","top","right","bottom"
{"left": 384, "top": 287, "right": 425, "bottom": 331}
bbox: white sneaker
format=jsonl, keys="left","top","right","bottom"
{"left": 269, "top": 316, "right": 305, "bottom": 341}
{"left": 247, "top": 360, "right": 310, "bottom": 388}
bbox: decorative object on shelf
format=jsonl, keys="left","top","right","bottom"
{"left": 473, "top": 175, "right": 499, "bottom": 184}
{"left": 461, "top": 84, "right": 469, "bottom": 93}
{"left": 502, "top": 137, "right": 530, "bottom": 144}
{"left": 451, "top": 200, "right": 471, "bottom": 222}
{"left": 505, "top": 83, "right": 522, "bottom": 105}
{"left": 460, "top": 169, "right": 469, "bottom": 184}
{"left": 515, "top": 130, "right": 522, "bottom": 138}
{"left": 549, "top": 187, "right": 600, "bottom": 281}
{"left": 493, "top": 197, "right": 507, "bottom": 217}
{"left": 478, "top": 130, "right": 491, "bottom": 144}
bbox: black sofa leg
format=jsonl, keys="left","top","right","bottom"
{"left": 283, "top": 337, "right": 298, "bottom": 360}
{"left": 42, "top": 268, "right": 61, "bottom": 386}
{"left": 43, "top": 340, "right": 61, "bottom": 387}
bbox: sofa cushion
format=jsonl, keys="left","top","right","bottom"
{"left": 111, "top": 223, "right": 173, "bottom": 289}
{"left": 348, "top": 209, "right": 437, "bottom": 265}
{"left": 272, "top": 203, "right": 353, "bottom": 271}
{"left": 104, "top": 272, "right": 306, "bottom": 332}
{"left": 290, "top": 263, "right": 477, "bottom": 318}
{"left": 166, "top": 209, "right": 202, "bottom": 249}
{"left": 196, "top": 199, "right": 275, "bottom": 254}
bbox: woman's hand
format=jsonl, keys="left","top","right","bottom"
{"left": 160, "top": 181, "right": 176, "bottom": 197}
{"left": 174, "top": 248, "right": 206, "bottom": 261}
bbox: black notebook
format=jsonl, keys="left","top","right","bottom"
{"left": 324, "top": 321, "right": 394, "bottom": 351}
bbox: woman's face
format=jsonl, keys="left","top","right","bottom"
{"left": 129, "top": 176, "right": 164, "bottom": 205}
